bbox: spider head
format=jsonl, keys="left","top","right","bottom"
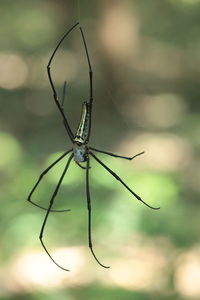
{"left": 73, "top": 142, "right": 88, "bottom": 163}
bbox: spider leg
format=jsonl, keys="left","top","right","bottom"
{"left": 90, "top": 151, "right": 160, "bottom": 210}
{"left": 47, "top": 23, "right": 79, "bottom": 142}
{"left": 86, "top": 156, "right": 110, "bottom": 269}
{"left": 90, "top": 147, "right": 145, "bottom": 160}
{"left": 79, "top": 26, "right": 93, "bottom": 105}
{"left": 61, "top": 81, "right": 73, "bottom": 133}
{"left": 39, "top": 153, "right": 73, "bottom": 271}
{"left": 28, "top": 149, "right": 72, "bottom": 212}
{"left": 75, "top": 161, "right": 92, "bottom": 170}
{"left": 61, "top": 81, "right": 67, "bottom": 109}
{"left": 76, "top": 161, "right": 87, "bottom": 170}
{"left": 79, "top": 26, "right": 93, "bottom": 142}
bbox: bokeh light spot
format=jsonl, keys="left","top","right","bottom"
{"left": 0, "top": 53, "right": 28, "bottom": 89}
{"left": 124, "top": 93, "right": 187, "bottom": 129}
{"left": 132, "top": 172, "right": 179, "bottom": 207}
{"left": 0, "top": 132, "right": 22, "bottom": 169}
{"left": 16, "top": 10, "right": 56, "bottom": 48}
{"left": 175, "top": 246, "right": 200, "bottom": 298}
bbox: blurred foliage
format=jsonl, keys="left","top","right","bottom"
{"left": 0, "top": 0, "right": 200, "bottom": 299}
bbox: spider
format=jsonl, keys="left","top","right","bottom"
{"left": 28, "top": 22, "right": 160, "bottom": 271}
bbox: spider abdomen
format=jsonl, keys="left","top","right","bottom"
{"left": 74, "top": 101, "right": 91, "bottom": 144}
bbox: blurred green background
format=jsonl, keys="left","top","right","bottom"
{"left": 0, "top": 0, "right": 200, "bottom": 299}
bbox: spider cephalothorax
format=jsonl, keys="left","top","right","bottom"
{"left": 73, "top": 143, "right": 88, "bottom": 163}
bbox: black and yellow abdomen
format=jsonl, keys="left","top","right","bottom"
{"left": 74, "top": 101, "right": 91, "bottom": 144}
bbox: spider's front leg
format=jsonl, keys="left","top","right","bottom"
{"left": 90, "top": 151, "right": 160, "bottom": 210}
{"left": 28, "top": 149, "right": 72, "bottom": 212}
{"left": 85, "top": 155, "right": 110, "bottom": 269}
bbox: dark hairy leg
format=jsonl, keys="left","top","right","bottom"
{"left": 90, "top": 147, "right": 144, "bottom": 160}
{"left": 47, "top": 23, "right": 79, "bottom": 141}
{"left": 79, "top": 26, "right": 93, "bottom": 105}
{"left": 39, "top": 153, "right": 73, "bottom": 271}
{"left": 86, "top": 156, "right": 110, "bottom": 268}
{"left": 61, "top": 81, "right": 73, "bottom": 133}
{"left": 90, "top": 151, "right": 160, "bottom": 210}
{"left": 28, "top": 149, "right": 72, "bottom": 212}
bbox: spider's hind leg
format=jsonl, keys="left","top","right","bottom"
{"left": 47, "top": 23, "right": 79, "bottom": 142}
